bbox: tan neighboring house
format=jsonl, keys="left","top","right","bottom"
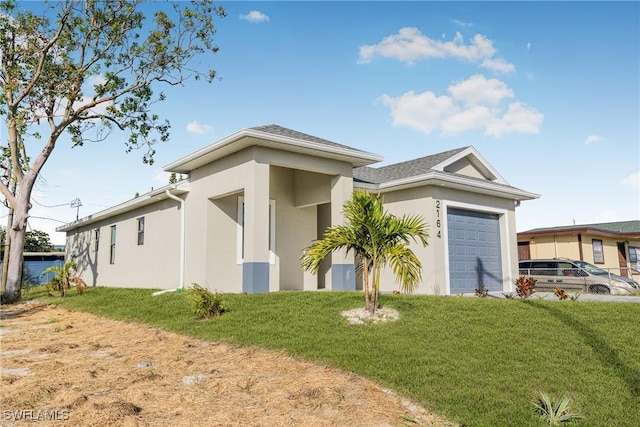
{"left": 58, "top": 125, "right": 539, "bottom": 295}
{"left": 517, "top": 220, "right": 640, "bottom": 281}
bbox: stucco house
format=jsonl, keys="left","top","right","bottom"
{"left": 58, "top": 125, "right": 539, "bottom": 295}
{"left": 517, "top": 220, "right": 640, "bottom": 281}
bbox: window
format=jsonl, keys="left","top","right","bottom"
{"left": 237, "top": 196, "right": 275, "bottom": 264}
{"left": 531, "top": 261, "right": 558, "bottom": 276}
{"left": 137, "top": 217, "right": 145, "bottom": 245}
{"left": 93, "top": 229, "right": 100, "bottom": 253}
{"left": 592, "top": 239, "right": 604, "bottom": 264}
{"left": 630, "top": 247, "right": 639, "bottom": 271}
{"left": 110, "top": 226, "right": 116, "bottom": 264}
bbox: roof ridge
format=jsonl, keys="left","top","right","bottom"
{"left": 248, "top": 124, "right": 360, "bottom": 151}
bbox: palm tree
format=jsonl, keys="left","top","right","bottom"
{"left": 301, "top": 191, "right": 429, "bottom": 313}
{"left": 42, "top": 261, "right": 78, "bottom": 297}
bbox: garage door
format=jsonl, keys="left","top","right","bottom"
{"left": 448, "top": 208, "right": 502, "bottom": 293}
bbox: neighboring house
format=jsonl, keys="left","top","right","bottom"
{"left": 517, "top": 220, "right": 640, "bottom": 281}
{"left": 20, "top": 252, "right": 65, "bottom": 285}
{"left": 58, "top": 125, "right": 538, "bottom": 295}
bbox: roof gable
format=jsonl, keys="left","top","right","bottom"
{"left": 353, "top": 146, "right": 506, "bottom": 185}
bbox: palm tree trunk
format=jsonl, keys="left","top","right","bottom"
{"left": 363, "top": 257, "right": 371, "bottom": 311}
{"left": 372, "top": 263, "right": 382, "bottom": 314}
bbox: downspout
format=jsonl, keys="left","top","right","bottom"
{"left": 152, "top": 188, "right": 185, "bottom": 296}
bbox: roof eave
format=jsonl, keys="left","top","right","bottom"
{"left": 354, "top": 172, "right": 539, "bottom": 201}
{"left": 56, "top": 183, "right": 189, "bottom": 232}
{"left": 164, "top": 128, "right": 383, "bottom": 173}
{"left": 518, "top": 227, "right": 640, "bottom": 239}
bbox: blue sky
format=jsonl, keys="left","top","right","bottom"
{"left": 5, "top": 1, "right": 639, "bottom": 245}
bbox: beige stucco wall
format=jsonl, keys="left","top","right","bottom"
{"left": 371, "top": 185, "right": 518, "bottom": 295}
{"left": 183, "top": 145, "right": 354, "bottom": 293}
{"left": 524, "top": 235, "right": 582, "bottom": 260}
{"left": 205, "top": 194, "right": 243, "bottom": 293}
{"left": 65, "top": 198, "right": 181, "bottom": 289}
{"left": 443, "top": 157, "right": 485, "bottom": 179}
{"left": 270, "top": 166, "right": 318, "bottom": 290}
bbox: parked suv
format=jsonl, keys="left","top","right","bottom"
{"left": 518, "top": 259, "right": 639, "bottom": 295}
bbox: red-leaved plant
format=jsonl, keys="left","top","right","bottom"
{"left": 514, "top": 276, "right": 537, "bottom": 299}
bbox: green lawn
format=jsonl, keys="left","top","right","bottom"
{"left": 26, "top": 287, "right": 640, "bottom": 426}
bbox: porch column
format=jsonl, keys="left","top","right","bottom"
{"left": 242, "top": 161, "right": 270, "bottom": 293}
{"left": 328, "top": 174, "right": 355, "bottom": 290}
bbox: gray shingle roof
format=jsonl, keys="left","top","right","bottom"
{"left": 521, "top": 220, "right": 640, "bottom": 235}
{"left": 250, "top": 124, "right": 369, "bottom": 153}
{"left": 353, "top": 147, "right": 470, "bottom": 184}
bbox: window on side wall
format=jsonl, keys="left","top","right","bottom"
{"left": 592, "top": 239, "right": 604, "bottom": 264}
{"left": 93, "top": 229, "right": 100, "bottom": 253}
{"left": 237, "top": 196, "right": 275, "bottom": 265}
{"left": 630, "top": 247, "right": 639, "bottom": 271}
{"left": 137, "top": 217, "right": 145, "bottom": 246}
{"left": 110, "top": 225, "right": 116, "bottom": 264}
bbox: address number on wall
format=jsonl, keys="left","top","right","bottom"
{"left": 435, "top": 200, "right": 442, "bottom": 238}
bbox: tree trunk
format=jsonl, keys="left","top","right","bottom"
{"left": 1, "top": 205, "right": 13, "bottom": 294}
{"left": 2, "top": 190, "right": 31, "bottom": 304}
{"left": 371, "top": 262, "right": 381, "bottom": 314}
{"left": 3, "top": 224, "right": 25, "bottom": 303}
{"left": 363, "top": 258, "right": 373, "bottom": 312}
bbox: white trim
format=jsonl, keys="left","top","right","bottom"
{"left": 165, "top": 190, "right": 186, "bottom": 289}
{"left": 431, "top": 147, "right": 508, "bottom": 185}
{"left": 57, "top": 182, "right": 189, "bottom": 232}
{"left": 441, "top": 200, "right": 512, "bottom": 295}
{"left": 164, "top": 128, "right": 383, "bottom": 173}
{"left": 353, "top": 170, "right": 539, "bottom": 201}
{"left": 269, "top": 199, "right": 276, "bottom": 265}
{"left": 237, "top": 196, "right": 276, "bottom": 265}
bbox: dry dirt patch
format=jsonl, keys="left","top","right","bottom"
{"left": 0, "top": 302, "right": 455, "bottom": 426}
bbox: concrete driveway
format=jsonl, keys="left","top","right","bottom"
{"left": 481, "top": 291, "right": 640, "bottom": 303}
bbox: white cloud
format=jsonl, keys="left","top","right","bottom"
{"left": 585, "top": 134, "right": 603, "bottom": 144}
{"left": 380, "top": 75, "right": 543, "bottom": 137}
{"left": 484, "top": 101, "right": 544, "bottom": 138}
{"left": 186, "top": 121, "right": 213, "bottom": 135}
{"left": 379, "top": 91, "right": 457, "bottom": 135}
{"left": 240, "top": 10, "right": 270, "bottom": 23}
{"left": 441, "top": 105, "right": 493, "bottom": 136}
{"left": 453, "top": 19, "right": 473, "bottom": 28}
{"left": 359, "top": 28, "right": 514, "bottom": 73}
{"left": 448, "top": 74, "right": 514, "bottom": 106}
{"left": 620, "top": 172, "right": 640, "bottom": 189}
{"left": 480, "top": 57, "right": 516, "bottom": 73}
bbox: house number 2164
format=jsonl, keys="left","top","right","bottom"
{"left": 435, "top": 200, "right": 442, "bottom": 238}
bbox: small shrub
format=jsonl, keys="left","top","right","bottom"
{"left": 475, "top": 283, "right": 488, "bottom": 298}
{"left": 514, "top": 275, "right": 537, "bottom": 299}
{"left": 533, "top": 391, "right": 583, "bottom": 425}
{"left": 190, "top": 284, "right": 228, "bottom": 318}
{"left": 554, "top": 287, "right": 568, "bottom": 300}
{"left": 503, "top": 292, "right": 515, "bottom": 299}
{"left": 569, "top": 293, "right": 581, "bottom": 301}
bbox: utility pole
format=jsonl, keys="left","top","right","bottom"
{"left": 71, "top": 198, "right": 82, "bottom": 221}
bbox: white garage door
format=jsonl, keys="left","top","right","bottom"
{"left": 448, "top": 208, "right": 502, "bottom": 293}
